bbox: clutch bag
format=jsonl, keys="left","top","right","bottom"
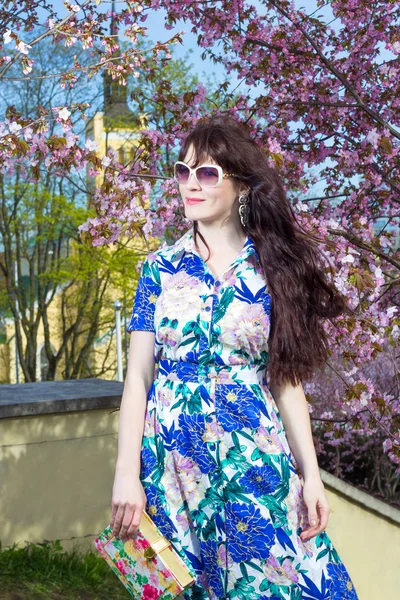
{"left": 93, "top": 510, "right": 197, "bottom": 599}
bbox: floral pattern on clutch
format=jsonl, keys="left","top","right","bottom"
{"left": 93, "top": 523, "right": 196, "bottom": 600}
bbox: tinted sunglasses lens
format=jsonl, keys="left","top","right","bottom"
{"left": 175, "top": 164, "right": 190, "bottom": 183}
{"left": 197, "top": 166, "right": 219, "bottom": 186}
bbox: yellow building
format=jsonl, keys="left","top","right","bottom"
{"left": 83, "top": 48, "right": 157, "bottom": 381}
{"left": 85, "top": 65, "right": 149, "bottom": 190}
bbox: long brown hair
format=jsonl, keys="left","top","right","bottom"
{"left": 177, "top": 114, "right": 349, "bottom": 386}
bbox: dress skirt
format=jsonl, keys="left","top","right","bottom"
{"left": 139, "top": 358, "right": 359, "bottom": 600}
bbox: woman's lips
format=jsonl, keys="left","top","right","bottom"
{"left": 186, "top": 198, "right": 205, "bottom": 205}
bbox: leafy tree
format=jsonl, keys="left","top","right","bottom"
{"left": 0, "top": 36, "right": 134, "bottom": 381}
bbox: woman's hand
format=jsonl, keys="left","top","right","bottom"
{"left": 110, "top": 466, "right": 147, "bottom": 539}
{"left": 300, "top": 475, "right": 331, "bottom": 541}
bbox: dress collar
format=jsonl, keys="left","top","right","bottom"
{"left": 179, "top": 226, "right": 260, "bottom": 264}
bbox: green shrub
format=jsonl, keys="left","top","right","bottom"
{"left": 0, "top": 539, "right": 131, "bottom": 599}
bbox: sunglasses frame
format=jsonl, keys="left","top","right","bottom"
{"left": 173, "top": 161, "right": 237, "bottom": 188}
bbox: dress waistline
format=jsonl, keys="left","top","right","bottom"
{"left": 155, "top": 358, "right": 268, "bottom": 385}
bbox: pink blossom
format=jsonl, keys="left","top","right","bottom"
{"left": 16, "top": 41, "right": 31, "bottom": 55}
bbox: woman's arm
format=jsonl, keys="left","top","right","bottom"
{"left": 110, "top": 253, "right": 161, "bottom": 538}
{"left": 111, "top": 330, "right": 156, "bottom": 538}
{"left": 115, "top": 330, "right": 155, "bottom": 475}
{"left": 269, "top": 378, "right": 331, "bottom": 541}
{"left": 268, "top": 379, "right": 320, "bottom": 481}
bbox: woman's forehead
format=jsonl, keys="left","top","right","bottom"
{"left": 183, "top": 144, "right": 216, "bottom": 166}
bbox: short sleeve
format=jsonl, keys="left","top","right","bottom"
{"left": 126, "top": 256, "right": 162, "bottom": 333}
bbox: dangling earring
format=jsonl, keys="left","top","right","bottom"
{"left": 238, "top": 192, "right": 250, "bottom": 227}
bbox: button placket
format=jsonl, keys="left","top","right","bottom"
{"left": 201, "top": 298, "right": 212, "bottom": 316}
{"left": 200, "top": 294, "right": 214, "bottom": 346}
{"left": 208, "top": 366, "right": 222, "bottom": 428}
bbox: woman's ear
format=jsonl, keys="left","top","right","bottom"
{"left": 238, "top": 186, "right": 251, "bottom": 196}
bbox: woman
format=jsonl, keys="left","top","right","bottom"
{"left": 110, "top": 114, "right": 359, "bottom": 599}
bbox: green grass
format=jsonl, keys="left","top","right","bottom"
{"left": 0, "top": 538, "right": 132, "bottom": 599}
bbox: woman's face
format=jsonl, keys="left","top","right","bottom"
{"left": 178, "top": 144, "right": 244, "bottom": 226}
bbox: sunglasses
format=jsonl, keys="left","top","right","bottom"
{"left": 173, "top": 161, "right": 237, "bottom": 188}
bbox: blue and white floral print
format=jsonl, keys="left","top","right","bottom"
{"left": 126, "top": 227, "right": 358, "bottom": 600}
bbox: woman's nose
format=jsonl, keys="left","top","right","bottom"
{"left": 186, "top": 172, "right": 201, "bottom": 189}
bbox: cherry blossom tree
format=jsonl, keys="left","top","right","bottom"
{"left": 0, "top": 1, "right": 399, "bottom": 488}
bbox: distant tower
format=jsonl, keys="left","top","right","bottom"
{"left": 82, "top": 4, "right": 151, "bottom": 383}
{"left": 103, "top": 0, "right": 138, "bottom": 133}
{"left": 85, "top": 1, "right": 147, "bottom": 196}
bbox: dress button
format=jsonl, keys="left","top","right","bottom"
{"left": 215, "top": 281, "right": 221, "bottom": 287}
{"left": 205, "top": 306, "right": 211, "bottom": 312}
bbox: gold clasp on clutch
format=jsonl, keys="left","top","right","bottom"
{"left": 143, "top": 537, "right": 171, "bottom": 560}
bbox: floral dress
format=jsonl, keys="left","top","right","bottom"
{"left": 126, "top": 227, "right": 358, "bottom": 600}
